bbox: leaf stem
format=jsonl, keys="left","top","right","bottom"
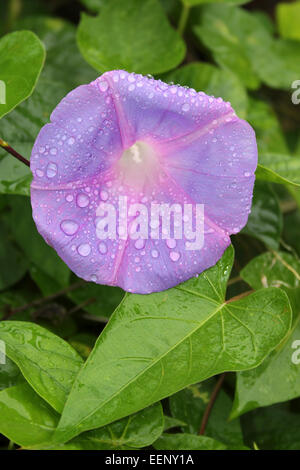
{"left": 0, "top": 138, "right": 30, "bottom": 167}
{"left": 199, "top": 372, "right": 226, "bottom": 435}
{"left": 178, "top": 3, "right": 190, "bottom": 36}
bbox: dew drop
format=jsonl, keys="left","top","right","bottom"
{"left": 77, "top": 243, "right": 91, "bottom": 257}
{"left": 35, "top": 169, "right": 44, "bottom": 177}
{"left": 67, "top": 137, "right": 75, "bottom": 145}
{"left": 76, "top": 193, "right": 89, "bottom": 208}
{"left": 166, "top": 239, "right": 176, "bottom": 249}
{"left": 91, "top": 274, "right": 97, "bottom": 282}
{"left": 60, "top": 220, "right": 79, "bottom": 236}
{"left": 99, "top": 80, "right": 108, "bottom": 92}
{"left": 182, "top": 103, "right": 190, "bottom": 112}
{"left": 135, "top": 239, "right": 145, "bottom": 250}
{"left": 170, "top": 251, "right": 180, "bottom": 262}
{"left": 151, "top": 250, "right": 159, "bottom": 258}
{"left": 98, "top": 242, "right": 107, "bottom": 254}
{"left": 46, "top": 162, "right": 57, "bottom": 178}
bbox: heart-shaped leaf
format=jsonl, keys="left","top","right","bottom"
{"left": 53, "top": 245, "right": 291, "bottom": 443}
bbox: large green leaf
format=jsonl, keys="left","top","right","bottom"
{"left": 0, "top": 18, "right": 97, "bottom": 196}
{"left": 276, "top": 1, "right": 300, "bottom": 41}
{"left": 164, "top": 62, "right": 248, "bottom": 118}
{"left": 0, "top": 321, "right": 83, "bottom": 413}
{"left": 53, "top": 245, "right": 291, "bottom": 443}
{"left": 77, "top": 0, "right": 185, "bottom": 75}
{"left": 0, "top": 31, "right": 45, "bottom": 119}
{"left": 231, "top": 251, "right": 300, "bottom": 418}
{"left": 169, "top": 378, "right": 244, "bottom": 447}
{"left": 242, "top": 181, "right": 282, "bottom": 250}
{"left": 153, "top": 433, "right": 226, "bottom": 450}
{"left": 0, "top": 383, "right": 59, "bottom": 447}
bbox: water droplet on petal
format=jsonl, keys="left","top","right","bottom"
{"left": 77, "top": 243, "right": 91, "bottom": 257}
{"left": 46, "top": 162, "right": 57, "bottom": 178}
{"left": 166, "top": 239, "right": 176, "bottom": 249}
{"left": 91, "top": 274, "right": 97, "bottom": 282}
{"left": 135, "top": 239, "right": 145, "bottom": 250}
{"left": 151, "top": 250, "right": 159, "bottom": 258}
{"left": 60, "top": 220, "right": 79, "bottom": 235}
{"left": 98, "top": 242, "right": 107, "bottom": 254}
{"left": 170, "top": 251, "right": 180, "bottom": 262}
{"left": 76, "top": 193, "right": 89, "bottom": 208}
{"left": 99, "top": 80, "right": 108, "bottom": 92}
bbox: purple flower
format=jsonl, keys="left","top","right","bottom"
{"left": 30, "top": 70, "right": 257, "bottom": 294}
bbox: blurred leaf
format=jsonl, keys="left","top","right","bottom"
{"left": 164, "top": 62, "right": 248, "bottom": 118}
{"left": 283, "top": 210, "right": 300, "bottom": 256}
{"left": 231, "top": 251, "right": 300, "bottom": 418}
{"left": 242, "top": 181, "right": 282, "bottom": 250}
{"left": 77, "top": 0, "right": 186, "bottom": 75}
{"left": 242, "top": 403, "right": 300, "bottom": 450}
{"left": 247, "top": 97, "right": 288, "bottom": 154}
{"left": 53, "top": 403, "right": 164, "bottom": 450}
{"left": 9, "top": 196, "right": 70, "bottom": 287}
{"left": 194, "top": 4, "right": 300, "bottom": 90}
{"left": 0, "top": 31, "right": 45, "bottom": 119}
{"left": 256, "top": 154, "right": 300, "bottom": 188}
{"left": 153, "top": 433, "right": 226, "bottom": 450}
{"left": 0, "top": 321, "right": 83, "bottom": 413}
{"left": 0, "top": 221, "right": 28, "bottom": 290}
{"left": 276, "top": 1, "right": 300, "bottom": 41}
{"left": 0, "top": 18, "right": 97, "bottom": 196}
{"left": 193, "top": 5, "right": 261, "bottom": 89}
{"left": 170, "top": 379, "right": 244, "bottom": 446}
{"left": 0, "top": 357, "right": 24, "bottom": 391}
{"left": 80, "top": 0, "right": 104, "bottom": 12}
{"left": 53, "top": 246, "right": 291, "bottom": 443}
{"left": 183, "top": 0, "right": 251, "bottom": 5}
{"left": 0, "top": 383, "right": 59, "bottom": 447}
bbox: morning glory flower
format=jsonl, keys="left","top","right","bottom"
{"left": 30, "top": 70, "right": 257, "bottom": 294}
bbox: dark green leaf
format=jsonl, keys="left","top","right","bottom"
{"left": 170, "top": 379, "right": 244, "bottom": 446}
{"left": 0, "top": 221, "right": 28, "bottom": 290}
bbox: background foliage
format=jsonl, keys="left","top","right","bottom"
{"left": 0, "top": 0, "right": 300, "bottom": 451}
